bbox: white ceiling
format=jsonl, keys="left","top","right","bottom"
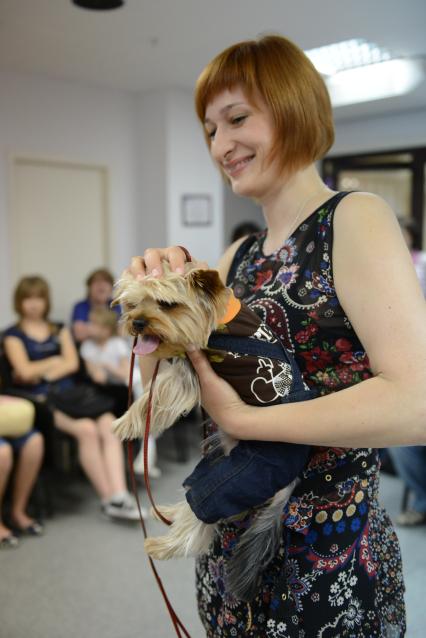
{"left": 1, "top": 0, "right": 426, "bottom": 122}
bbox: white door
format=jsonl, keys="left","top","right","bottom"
{"left": 10, "top": 157, "right": 109, "bottom": 323}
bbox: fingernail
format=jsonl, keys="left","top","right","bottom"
{"left": 186, "top": 344, "right": 196, "bottom": 352}
{"left": 136, "top": 273, "right": 144, "bottom": 281}
{"left": 152, "top": 268, "right": 161, "bottom": 277}
{"left": 175, "top": 267, "right": 184, "bottom": 275}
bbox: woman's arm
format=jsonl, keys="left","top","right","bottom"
{"left": 72, "top": 320, "right": 94, "bottom": 343}
{"left": 83, "top": 359, "right": 108, "bottom": 384}
{"left": 42, "top": 328, "right": 80, "bottom": 381}
{"left": 188, "top": 193, "right": 426, "bottom": 447}
{"left": 102, "top": 356, "right": 129, "bottom": 384}
{"left": 4, "top": 336, "right": 61, "bottom": 383}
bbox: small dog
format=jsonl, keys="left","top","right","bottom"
{"left": 112, "top": 263, "right": 310, "bottom": 601}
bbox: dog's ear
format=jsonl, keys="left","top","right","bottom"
{"left": 186, "top": 269, "right": 225, "bottom": 299}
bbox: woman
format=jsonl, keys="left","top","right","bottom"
{"left": 71, "top": 267, "right": 120, "bottom": 344}
{"left": 128, "top": 36, "right": 426, "bottom": 636}
{"left": 4, "top": 276, "right": 141, "bottom": 522}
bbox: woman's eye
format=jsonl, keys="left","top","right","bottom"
{"left": 206, "top": 128, "right": 216, "bottom": 140}
{"left": 158, "top": 300, "right": 178, "bottom": 309}
{"left": 231, "top": 115, "right": 247, "bottom": 125}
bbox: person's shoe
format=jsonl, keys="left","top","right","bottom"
{"left": 12, "top": 521, "right": 44, "bottom": 537}
{"left": 0, "top": 534, "right": 19, "bottom": 549}
{"left": 102, "top": 492, "right": 147, "bottom": 521}
{"left": 396, "top": 509, "right": 426, "bottom": 526}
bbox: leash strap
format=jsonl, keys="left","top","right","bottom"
{"left": 127, "top": 338, "right": 191, "bottom": 638}
{"left": 176, "top": 246, "right": 192, "bottom": 263}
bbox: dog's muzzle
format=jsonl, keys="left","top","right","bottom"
{"left": 132, "top": 318, "right": 148, "bottom": 332}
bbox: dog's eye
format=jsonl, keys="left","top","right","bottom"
{"left": 158, "top": 300, "right": 178, "bottom": 309}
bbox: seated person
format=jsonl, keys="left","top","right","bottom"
{"left": 389, "top": 446, "right": 426, "bottom": 526}
{"left": 4, "top": 275, "right": 143, "bottom": 521}
{"left": 71, "top": 268, "right": 121, "bottom": 345}
{"left": 0, "top": 395, "right": 44, "bottom": 547}
{"left": 81, "top": 307, "right": 161, "bottom": 478}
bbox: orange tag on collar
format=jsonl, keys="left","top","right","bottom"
{"left": 218, "top": 292, "right": 241, "bottom": 325}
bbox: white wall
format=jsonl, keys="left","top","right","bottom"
{"left": 0, "top": 71, "right": 137, "bottom": 325}
{"left": 1, "top": 68, "right": 425, "bottom": 327}
{"left": 166, "top": 89, "right": 223, "bottom": 266}
{"left": 133, "top": 91, "right": 168, "bottom": 252}
{"left": 224, "top": 185, "right": 263, "bottom": 245}
{"left": 332, "top": 108, "right": 426, "bottom": 155}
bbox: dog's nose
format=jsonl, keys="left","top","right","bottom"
{"left": 132, "top": 318, "right": 147, "bottom": 331}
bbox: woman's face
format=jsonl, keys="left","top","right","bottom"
{"left": 89, "top": 278, "right": 112, "bottom": 305}
{"left": 21, "top": 295, "right": 47, "bottom": 320}
{"left": 204, "top": 86, "right": 282, "bottom": 200}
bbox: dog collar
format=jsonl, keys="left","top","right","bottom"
{"left": 218, "top": 292, "right": 241, "bottom": 325}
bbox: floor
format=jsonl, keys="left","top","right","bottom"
{"left": 0, "top": 422, "right": 425, "bottom": 638}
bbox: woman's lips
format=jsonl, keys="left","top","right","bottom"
{"left": 224, "top": 155, "right": 254, "bottom": 177}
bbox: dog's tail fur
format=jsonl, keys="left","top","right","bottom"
{"left": 113, "top": 357, "right": 200, "bottom": 440}
{"left": 146, "top": 500, "right": 216, "bottom": 559}
{"left": 225, "top": 481, "right": 296, "bottom": 601}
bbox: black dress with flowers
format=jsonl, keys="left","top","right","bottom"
{"left": 195, "top": 192, "right": 406, "bottom": 637}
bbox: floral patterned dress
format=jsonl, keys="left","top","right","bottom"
{"left": 195, "top": 192, "right": 406, "bottom": 638}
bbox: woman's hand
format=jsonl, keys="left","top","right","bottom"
{"left": 186, "top": 348, "right": 253, "bottom": 437}
{"left": 125, "top": 246, "right": 208, "bottom": 279}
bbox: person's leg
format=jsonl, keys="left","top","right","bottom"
{"left": 0, "top": 442, "right": 15, "bottom": 542}
{"left": 54, "top": 411, "right": 112, "bottom": 500}
{"left": 10, "top": 432, "right": 44, "bottom": 531}
{"left": 96, "top": 412, "right": 143, "bottom": 520}
{"left": 133, "top": 435, "right": 162, "bottom": 478}
{"left": 389, "top": 446, "right": 426, "bottom": 521}
{"left": 96, "top": 412, "right": 126, "bottom": 495}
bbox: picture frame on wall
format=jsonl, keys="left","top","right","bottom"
{"left": 181, "top": 194, "right": 212, "bottom": 226}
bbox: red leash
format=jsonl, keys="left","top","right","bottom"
{"left": 127, "top": 340, "right": 191, "bottom": 638}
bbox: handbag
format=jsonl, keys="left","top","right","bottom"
{"left": 47, "top": 383, "right": 115, "bottom": 419}
{"left": 0, "top": 396, "right": 35, "bottom": 437}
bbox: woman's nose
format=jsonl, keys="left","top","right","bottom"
{"left": 211, "top": 128, "right": 235, "bottom": 163}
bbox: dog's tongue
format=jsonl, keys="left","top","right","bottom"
{"left": 133, "top": 335, "right": 160, "bottom": 355}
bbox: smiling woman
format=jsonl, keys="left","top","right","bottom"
{"left": 124, "top": 34, "right": 426, "bottom": 638}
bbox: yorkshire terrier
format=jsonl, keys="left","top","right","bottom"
{"left": 112, "top": 262, "right": 311, "bottom": 601}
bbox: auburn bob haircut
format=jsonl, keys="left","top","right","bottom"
{"left": 14, "top": 275, "right": 51, "bottom": 319}
{"left": 195, "top": 34, "right": 334, "bottom": 174}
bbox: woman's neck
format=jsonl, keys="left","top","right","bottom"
{"left": 20, "top": 317, "right": 47, "bottom": 329}
{"left": 260, "top": 165, "right": 334, "bottom": 254}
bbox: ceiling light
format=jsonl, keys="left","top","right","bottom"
{"left": 326, "top": 57, "right": 424, "bottom": 107}
{"left": 305, "top": 39, "right": 425, "bottom": 107}
{"left": 72, "top": 0, "right": 124, "bottom": 10}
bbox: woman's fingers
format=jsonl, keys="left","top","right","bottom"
{"left": 186, "top": 347, "right": 245, "bottom": 432}
{"left": 186, "top": 347, "right": 212, "bottom": 385}
{"left": 163, "top": 246, "right": 189, "bottom": 275}
{"left": 124, "top": 246, "right": 207, "bottom": 281}
{"left": 126, "top": 246, "right": 191, "bottom": 280}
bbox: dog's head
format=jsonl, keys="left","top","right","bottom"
{"left": 113, "top": 262, "right": 231, "bottom": 358}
